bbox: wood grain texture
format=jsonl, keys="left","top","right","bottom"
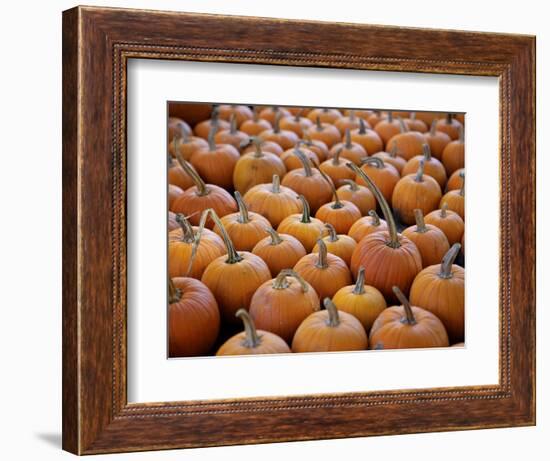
{"left": 62, "top": 5, "right": 536, "bottom": 455}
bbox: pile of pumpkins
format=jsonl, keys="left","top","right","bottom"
{"left": 167, "top": 104, "right": 465, "bottom": 357}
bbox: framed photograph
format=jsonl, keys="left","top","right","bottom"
{"left": 62, "top": 5, "right": 536, "bottom": 455}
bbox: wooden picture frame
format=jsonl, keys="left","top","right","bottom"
{"left": 62, "top": 5, "right": 536, "bottom": 455}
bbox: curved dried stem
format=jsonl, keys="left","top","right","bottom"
{"left": 392, "top": 286, "right": 416, "bottom": 325}
{"left": 236, "top": 309, "right": 261, "bottom": 348}
{"left": 438, "top": 243, "right": 461, "bottom": 279}
{"left": 323, "top": 298, "right": 341, "bottom": 327}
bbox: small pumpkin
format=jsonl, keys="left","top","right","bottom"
{"left": 168, "top": 129, "right": 208, "bottom": 161}
{"left": 350, "top": 118, "right": 384, "bottom": 155}
{"left": 242, "top": 137, "right": 284, "bottom": 157}
{"left": 315, "top": 168, "right": 362, "bottom": 234}
{"left": 319, "top": 146, "right": 356, "bottom": 187}
{"left": 409, "top": 243, "right": 465, "bottom": 343}
{"left": 313, "top": 223, "right": 357, "bottom": 267}
{"left": 366, "top": 110, "right": 383, "bottom": 128}
{"left": 168, "top": 213, "right": 226, "bottom": 279}
{"left": 250, "top": 269, "right": 320, "bottom": 343}
{"left": 446, "top": 168, "right": 465, "bottom": 191}
{"left": 292, "top": 298, "right": 368, "bottom": 352}
{"left": 168, "top": 117, "right": 192, "bottom": 143}
{"left": 441, "top": 124, "right": 465, "bottom": 175}
{"left": 232, "top": 137, "right": 286, "bottom": 194}
{"left": 401, "top": 143, "right": 447, "bottom": 190}
{"left": 336, "top": 179, "right": 376, "bottom": 216}
{"left": 217, "top": 104, "right": 253, "bottom": 125}
{"left": 168, "top": 184, "right": 184, "bottom": 211}
{"left": 280, "top": 145, "right": 320, "bottom": 171}
{"left": 440, "top": 170, "right": 465, "bottom": 220}
{"left": 307, "top": 107, "right": 343, "bottom": 124}
{"left": 243, "top": 174, "right": 302, "bottom": 227}
{"left": 216, "top": 308, "right": 291, "bottom": 355}
{"left": 423, "top": 119, "right": 451, "bottom": 160}
{"left": 194, "top": 106, "right": 230, "bottom": 139}
{"left": 349, "top": 163, "right": 422, "bottom": 302}
{"left": 332, "top": 266, "right": 387, "bottom": 333}
{"left": 403, "top": 112, "right": 428, "bottom": 133}
{"left": 189, "top": 126, "right": 240, "bottom": 189}
{"left": 348, "top": 210, "right": 388, "bottom": 242}
{"left": 372, "top": 143, "right": 406, "bottom": 174}
{"left": 356, "top": 157, "right": 400, "bottom": 204}
{"left": 258, "top": 105, "right": 291, "bottom": 125}
{"left": 385, "top": 118, "right": 425, "bottom": 161}
{"left": 279, "top": 110, "right": 314, "bottom": 137}
{"left": 277, "top": 195, "right": 325, "bottom": 252}
{"left": 214, "top": 113, "right": 249, "bottom": 150}
{"left": 391, "top": 159, "right": 442, "bottom": 225}
{"left": 171, "top": 153, "right": 237, "bottom": 227}
{"left": 305, "top": 116, "right": 342, "bottom": 148}
{"left": 329, "top": 128, "right": 368, "bottom": 165}
{"left": 252, "top": 227, "right": 307, "bottom": 277}
{"left": 169, "top": 103, "right": 212, "bottom": 127}
{"left": 168, "top": 211, "right": 179, "bottom": 232}
{"left": 373, "top": 111, "right": 402, "bottom": 146}
{"left": 436, "top": 113, "right": 463, "bottom": 140}
{"left": 168, "top": 277, "right": 220, "bottom": 357}
{"left": 334, "top": 110, "right": 363, "bottom": 135}
{"left": 280, "top": 148, "right": 334, "bottom": 213}
{"left": 294, "top": 239, "right": 352, "bottom": 301}
{"left": 200, "top": 209, "right": 271, "bottom": 323}
{"left": 424, "top": 203, "right": 464, "bottom": 245}
{"left": 259, "top": 111, "right": 299, "bottom": 150}
{"left": 402, "top": 209, "right": 450, "bottom": 268}
{"left": 369, "top": 286, "right": 449, "bottom": 350}
{"left": 168, "top": 149, "right": 196, "bottom": 190}
{"left": 300, "top": 137, "right": 329, "bottom": 162}
{"left": 213, "top": 191, "right": 271, "bottom": 252}
{"left": 240, "top": 106, "right": 272, "bottom": 136}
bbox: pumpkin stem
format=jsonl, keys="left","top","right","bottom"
{"left": 168, "top": 278, "right": 182, "bottom": 304}
{"left": 387, "top": 111, "right": 393, "bottom": 123}
{"left": 344, "top": 128, "right": 353, "bottom": 149}
{"left": 459, "top": 170, "right": 465, "bottom": 196}
{"left": 430, "top": 119, "right": 437, "bottom": 136}
{"left": 439, "top": 243, "right": 461, "bottom": 279}
{"left": 390, "top": 142, "right": 399, "bottom": 158}
{"left": 415, "top": 159, "right": 425, "bottom": 182}
{"left": 398, "top": 117, "right": 408, "bottom": 133}
{"left": 368, "top": 209, "right": 381, "bottom": 226}
{"left": 414, "top": 209, "right": 427, "bottom": 233}
{"left": 293, "top": 148, "right": 313, "bottom": 177}
{"left": 252, "top": 106, "right": 259, "bottom": 122}
{"left": 236, "top": 308, "right": 261, "bottom": 348}
{"left": 324, "top": 223, "right": 339, "bottom": 242}
{"left": 353, "top": 267, "right": 366, "bottom": 295}
{"left": 271, "top": 174, "right": 281, "bottom": 193}
{"left": 175, "top": 213, "right": 195, "bottom": 243}
{"left": 422, "top": 143, "right": 432, "bottom": 161}
{"left": 207, "top": 123, "right": 217, "bottom": 151}
{"left": 441, "top": 202, "right": 448, "bottom": 218}
{"left": 318, "top": 165, "right": 342, "bottom": 209}
{"left": 410, "top": 112, "right": 416, "bottom": 121}
{"left": 342, "top": 179, "right": 359, "bottom": 191}
{"left": 323, "top": 298, "right": 341, "bottom": 327}
{"left": 348, "top": 163, "right": 400, "bottom": 249}
{"left": 197, "top": 208, "right": 243, "bottom": 264}
{"left": 294, "top": 111, "right": 301, "bottom": 122}
{"left": 358, "top": 117, "right": 367, "bottom": 135}
{"left": 332, "top": 146, "right": 344, "bottom": 165}
{"left": 458, "top": 124, "right": 464, "bottom": 143}
{"left": 174, "top": 148, "right": 209, "bottom": 197}
{"left": 250, "top": 136, "right": 264, "bottom": 158}
{"left": 273, "top": 110, "right": 282, "bottom": 134}
{"left": 392, "top": 286, "right": 417, "bottom": 325}
{"left": 235, "top": 191, "right": 250, "bottom": 223}
{"left": 265, "top": 227, "right": 283, "bottom": 245}
{"left": 315, "top": 116, "right": 323, "bottom": 131}
{"left": 229, "top": 113, "right": 238, "bottom": 135}
{"left": 315, "top": 239, "right": 329, "bottom": 269}
{"left": 446, "top": 113, "right": 453, "bottom": 125}
{"left": 273, "top": 269, "right": 310, "bottom": 293}
{"left": 297, "top": 195, "right": 312, "bottom": 224}
{"left": 361, "top": 157, "right": 384, "bottom": 169}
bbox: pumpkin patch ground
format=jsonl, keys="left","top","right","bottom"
{"left": 167, "top": 103, "right": 465, "bottom": 357}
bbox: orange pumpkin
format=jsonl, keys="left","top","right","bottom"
{"left": 169, "top": 103, "right": 212, "bottom": 127}
{"left": 168, "top": 130, "right": 208, "bottom": 161}
{"left": 168, "top": 150, "right": 196, "bottom": 190}
{"left": 277, "top": 195, "right": 325, "bottom": 252}
{"left": 332, "top": 266, "right": 387, "bottom": 333}
{"left": 168, "top": 117, "right": 192, "bottom": 143}
{"left": 216, "top": 309, "right": 290, "bottom": 355}
{"left": 366, "top": 110, "right": 383, "bottom": 128}
{"left": 402, "top": 209, "right": 450, "bottom": 268}
{"left": 217, "top": 104, "right": 253, "bottom": 125}
{"left": 385, "top": 118, "right": 425, "bottom": 161}
{"left": 279, "top": 111, "right": 314, "bottom": 137}
{"left": 168, "top": 184, "right": 184, "bottom": 211}
{"left": 348, "top": 210, "right": 388, "bottom": 242}
{"left": 280, "top": 148, "right": 333, "bottom": 213}
{"left": 329, "top": 128, "right": 368, "bottom": 165}
{"left": 403, "top": 112, "right": 428, "bottom": 133}
{"left": 292, "top": 298, "right": 368, "bottom": 352}
{"left": 424, "top": 203, "right": 464, "bottom": 245}
{"left": 168, "top": 277, "right": 220, "bottom": 357}
{"left": 356, "top": 157, "right": 400, "bottom": 204}
{"left": 200, "top": 209, "right": 271, "bottom": 323}
{"left": 441, "top": 125, "right": 465, "bottom": 175}
{"left": 391, "top": 159, "right": 442, "bottom": 225}
{"left": 168, "top": 214, "right": 226, "bottom": 279}
{"left": 334, "top": 110, "right": 364, "bottom": 135}
{"left": 300, "top": 137, "right": 329, "bottom": 162}
{"left": 243, "top": 174, "right": 302, "bottom": 227}
{"left": 240, "top": 107, "right": 272, "bottom": 136}
{"left": 294, "top": 239, "right": 352, "bottom": 301}
{"left": 307, "top": 107, "right": 343, "bottom": 124}
{"left": 423, "top": 119, "right": 451, "bottom": 160}
{"left": 189, "top": 126, "right": 240, "bottom": 189}
{"left": 436, "top": 113, "right": 463, "bottom": 141}
{"left": 372, "top": 144, "right": 406, "bottom": 174}
{"left": 259, "top": 106, "right": 291, "bottom": 125}
{"left": 446, "top": 168, "right": 465, "bottom": 191}
{"left": 259, "top": 111, "right": 299, "bottom": 150}
{"left": 414, "top": 111, "right": 445, "bottom": 127}
{"left": 319, "top": 146, "right": 356, "bottom": 187}
{"left": 168, "top": 211, "right": 179, "bottom": 232}
{"left": 280, "top": 146, "right": 320, "bottom": 171}
{"left": 313, "top": 223, "right": 357, "bottom": 267}
{"left": 214, "top": 113, "right": 249, "bottom": 150}
{"left": 336, "top": 179, "right": 376, "bottom": 216}
{"left": 252, "top": 227, "right": 307, "bottom": 277}
{"left": 401, "top": 143, "right": 447, "bottom": 190}
{"left": 242, "top": 138, "right": 284, "bottom": 157}
{"left": 305, "top": 116, "right": 342, "bottom": 148}
{"left": 369, "top": 286, "right": 449, "bottom": 349}
{"left": 350, "top": 118, "right": 384, "bottom": 155}
{"left": 194, "top": 106, "right": 230, "bottom": 139}
{"left": 213, "top": 192, "right": 271, "bottom": 252}
{"left": 232, "top": 137, "right": 286, "bottom": 194}
{"left": 171, "top": 153, "right": 237, "bottom": 228}
{"left": 410, "top": 243, "right": 464, "bottom": 343}
{"left": 250, "top": 269, "right": 320, "bottom": 343}
{"left": 440, "top": 170, "right": 465, "bottom": 220}
{"left": 373, "top": 111, "right": 402, "bottom": 146}
{"left": 349, "top": 163, "right": 422, "bottom": 302}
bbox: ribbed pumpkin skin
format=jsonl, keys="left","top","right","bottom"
{"left": 279, "top": 116, "right": 313, "bottom": 137}
{"left": 259, "top": 107, "right": 291, "bottom": 125}
{"left": 332, "top": 284, "right": 386, "bottom": 333}
{"left": 423, "top": 130, "right": 451, "bottom": 159}
{"left": 215, "top": 128, "right": 249, "bottom": 151}
{"left": 424, "top": 208, "right": 464, "bottom": 245}
{"left": 446, "top": 168, "right": 465, "bottom": 191}
{"left": 402, "top": 156, "right": 447, "bottom": 190}
{"left": 281, "top": 169, "right": 333, "bottom": 213}
{"left": 374, "top": 118, "right": 402, "bottom": 145}
{"left": 194, "top": 118, "right": 230, "bottom": 139}
{"left": 168, "top": 211, "right": 179, "bottom": 232}
{"left": 305, "top": 139, "right": 329, "bottom": 162}
{"left": 217, "top": 104, "right": 253, "bottom": 125}
{"left": 440, "top": 191, "right": 465, "bottom": 220}
{"left": 243, "top": 140, "right": 284, "bottom": 157}
{"left": 319, "top": 158, "right": 356, "bottom": 187}
{"left": 348, "top": 216, "right": 388, "bottom": 242}
{"left": 305, "top": 123, "right": 342, "bottom": 148}
{"left": 293, "top": 253, "right": 352, "bottom": 301}
{"left": 350, "top": 128, "right": 384, "bottom": 154}
{"left": 240, "top": 118, "right": 272, "bottom": 136}
{"left": 336, "top": 183, "right": 376, "bottom": 216}
{"left": 214, "top": 211, "right": 271, "bottom": 252}
{"left": 168, "top": 117, "right": 192, "bottom": 141}
{"left": 386, "top": 131, "right": 426, "bottom": 161}
{"left": 280, "top": 148, "right": 319, "bottom": 171}
{"left": 201, "top": 252, "right": 271, "bottom": 323}
{"left": 369, "top": 305, "right": 449, "bottom": 350}
{"left": 168, "top": 227, "right": 226, "bottom": 279}
{"left": 313, "top": 234, "right": 357, "bottom": 268}
{"left": 171, "top": 186, "right": 237, "bottom": 228}
{"left": 334, "top": 115, "right": 362, "bottom": 135}
{"left": 350, "top": 231, "right": 422, "bottom": 301}
{"left": 315, "top": 201, "right": 362, "bottom": 234}
{"left": 168, "top": 162, "right": 196, "bottom": 190}
{"left": 409, "top": 265, "right": 465, "bottom": 344}
{"left": 168, "top": 184, "right": 184, "bottom": 210}
{"left": 442, "top": 140, "right": 465, "bottom": 175}
{"left": 243, "top": 183, "right": 302, "bottom": 228}
{"left": 391, "top": 174, "right": 442, "bottom": 225}
{"left": 168, "top": 136, "right": 208, "bottom": 161}
{"left": 329, "top": 142, "right": 367, "bottom": 165}
{"left": 232, "top": 152, "right": 286, "bottom": 195}
{"left": 169, "top": 278, "right": 220, "bottom": 357}
{"left": 436, "top": 118, "right": 462, "bottom": 140}
{"left": 216, "top": 330, "right": 291, "bottom": 355}
{"left": 249, "top": 277, "right": 320, "bottom": 343}
{"left": 252, "top": 234, "right": 307, "bottom": 277}
{"left": 372, "top": 151, "right": 406, "bottom": 174}
{"left": 277, "top": 214, "right": 325, "bottom": 253}
{"left": 189, "top": 144, "right": 240, "bottom": 190}
{"left": 292, "top": 310, "right": 368, "bottom": 352}
{"left": 356, "top": 162, "right": 400, "bottom": 204}
{"left": 259, "top": 127, "right": 299, "bottom": 150}
{"left": 307, "top": 108, "right": 343, "bottom": 124}
{"left": 402, "top": 224, "right": 450, "bottom": 268}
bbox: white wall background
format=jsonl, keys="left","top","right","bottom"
{"left": 0, "top": 1, "right": 546, "bottom": 459}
